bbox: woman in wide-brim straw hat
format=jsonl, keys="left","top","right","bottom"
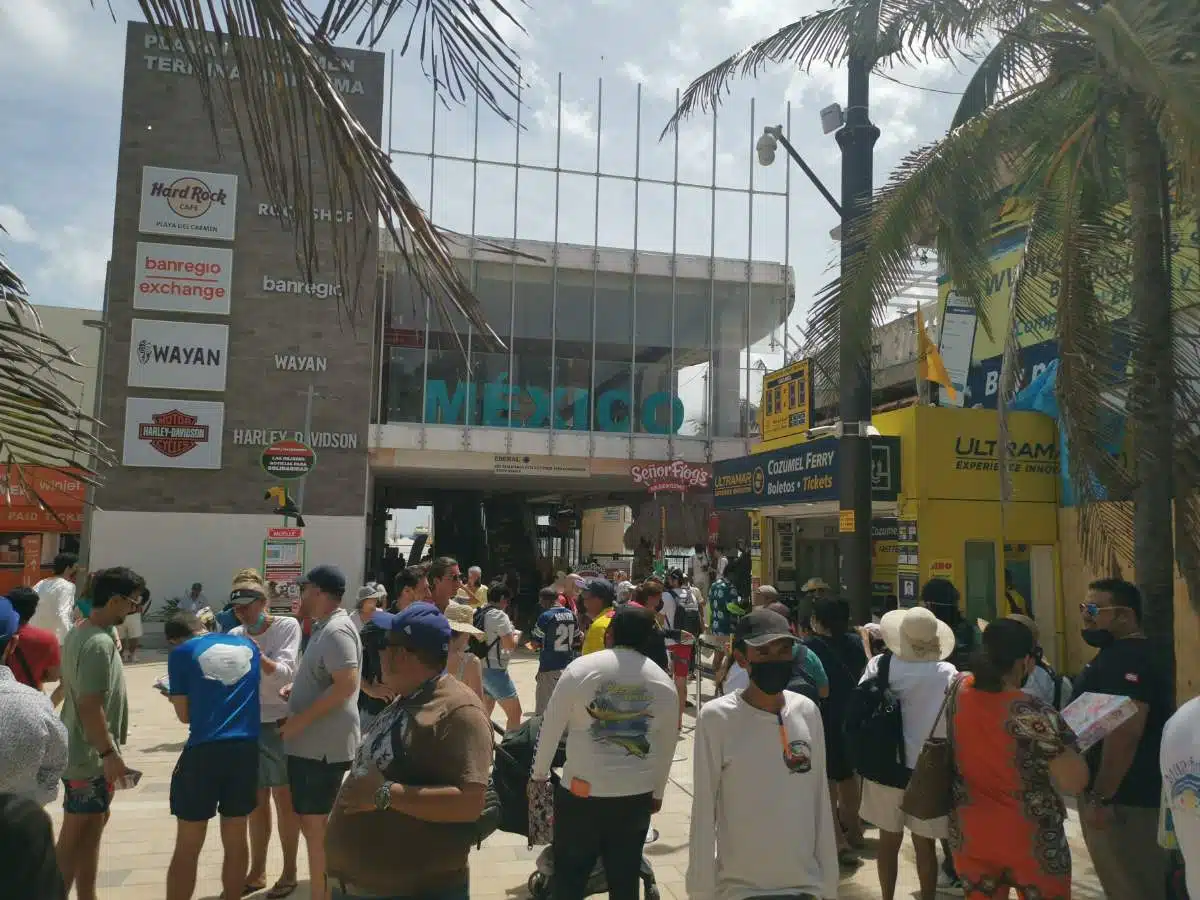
{"left": 444, "top": 601, "right": 485, "bottom": 703}
{"left": 859, "top": 604, "right": 959, "bottom": 900}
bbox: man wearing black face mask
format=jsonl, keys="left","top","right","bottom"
{"left": 687, "top": 609, "right": 839, "bottom": 900}
{"left": 1071, "top": 578, "right": 1171, "bottom": 900}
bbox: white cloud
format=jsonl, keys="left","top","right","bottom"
{"left": 0, "top": 205, "right": 37, "bottom": 243}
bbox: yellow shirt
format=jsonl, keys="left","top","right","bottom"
{"left": 582, "top": 610, "right": 613, "bottom": 655}
{"left": 1001, "top": 587, "right": 1029, "bottom": 618}
{"left": 456, "top": 584, "right": 488, "bottom": 608}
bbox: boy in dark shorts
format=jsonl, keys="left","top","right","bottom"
{"left": 163, "top": 611, "right": 261, "bottom": 900}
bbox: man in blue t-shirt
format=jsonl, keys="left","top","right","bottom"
{"left": 163, "top": 611, "right": 261, "bottom": 900}
{"left": 530, "top": 586, "right": 578, "bottom": 715}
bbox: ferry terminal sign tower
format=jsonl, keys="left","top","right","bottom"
{"left": 88, "top": 22, "right": 385, "bottom": 599}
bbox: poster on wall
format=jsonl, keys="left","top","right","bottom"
{"left": 937, "top": 294, "right": 977, "bottom": 408}
{"left": 127, "top": 319, "right": 229, "bottom": 392}
{"left": 896, "top": 519, "right": 920, "bottom": 606}
{"left": 133, "top": 242, "right": 233, "bottom": 315}
{"left": 122, "top": 397, "right": 225, "bottom": 469}
{"left": 264, "top": 537, "right": 305, "bottom": 614}
{"left": 138, "top": 166, "right": 238, "bottom": 241}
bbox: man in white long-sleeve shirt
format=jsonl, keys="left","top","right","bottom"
{"left": 688, "top": 608, "right": 839, "bottom": 900}
{"left": 532, "top": 605, "right": 679, "bottom": 900}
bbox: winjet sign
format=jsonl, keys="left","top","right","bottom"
{"left": 133, "top": 242, "right": 233, "bottom": 315}
{"left": 138, "top": 166, "right": 238, "bottom": 240}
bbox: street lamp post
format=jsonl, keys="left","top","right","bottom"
{"left": 756, "top": 59, "right": 879, "bottom": 623}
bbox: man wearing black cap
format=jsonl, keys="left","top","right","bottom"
{"left": 687, "top": 608, "right": 838, "bottom": 900}
{"left": 326, "top": 603, "right": 492, "bottom": 900}
{"left": 279, "top": 565, "right": 361, "bottom": 900}
{"left": 532, "top": 605, "right": 679, "bottom": 900}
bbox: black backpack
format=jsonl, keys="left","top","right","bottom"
{"left": 673, "top": 588, "right": 703, "bottom": 638}
{"left": 843, "top": 651, "right": 910, "bottom": 788}
{"left": 470, "top": 607, "right": 501, "bottom": 660}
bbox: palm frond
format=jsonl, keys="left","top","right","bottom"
{"left": 0, "top": 243, "right": 110, "bottom": 514}
{"left": 127, "top": 0, "right": 524, "bottom": 344}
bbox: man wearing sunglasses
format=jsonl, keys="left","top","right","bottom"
{"left": 1071, "top": 577, "right": 1171, "bottom": 900}
{"left": 687, "top": 608, "right": 839, "bottom": 900}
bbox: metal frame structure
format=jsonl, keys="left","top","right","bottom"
{"left": 382, "top": 70, "right": 796, "bottom": 458}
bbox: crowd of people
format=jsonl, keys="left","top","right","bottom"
{"left": 0, "top": 547, "right": 1198, "bottom": 900}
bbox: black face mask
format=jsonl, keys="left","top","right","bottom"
{"left": 1081, "top": 628, "right": 1115, "bottom": 650}
{"left": 748, "top": 660, "right": 793, "bottom": 695}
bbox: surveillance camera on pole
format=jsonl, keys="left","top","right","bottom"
{"left": 756, "top": 126, "right": 780, "bottom": 166}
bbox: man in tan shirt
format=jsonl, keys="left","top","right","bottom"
{"left": 325, "top": 602, "right": 492, "bottom": 899}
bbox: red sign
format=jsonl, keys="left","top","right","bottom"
{"left": 0, "top": 466, "right": 87, "bottom": 532}
{"left": 630, "top": 460, "right": 712, "bottom": 493}
{"left": 267, "top": 527, "right": 303, "bottom": 539}
{"left": 139, "top": 408, "right": 210, "bottom": 458}
{"left": 260, "top": 440, "right": 317, "bottom": 480}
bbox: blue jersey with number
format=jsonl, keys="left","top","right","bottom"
{"left": 531, "top": 606, "right": 578, "bottom": 673}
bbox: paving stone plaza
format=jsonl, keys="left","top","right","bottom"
{"left": 55, "top": 648, "right": 1107, "bottom": 899}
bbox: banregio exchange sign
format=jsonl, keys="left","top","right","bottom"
{"left": 133, "top": 242, "right": 233, "bottom": 315}
{"left": 139, "top": 166, "right": 238, "bottom": 241}
{"left": 127, "top": 319, "right": 229, "bottom": 392}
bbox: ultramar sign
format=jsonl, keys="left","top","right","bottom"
{"left": 953, "top": 437, "right": 1058, "bottom": 475}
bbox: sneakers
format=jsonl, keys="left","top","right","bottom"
{"left": 936, "top": 870, "right": 964, "bottom": 896}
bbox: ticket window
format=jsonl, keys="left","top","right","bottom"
{"left": 965, "top": 540, "right": 997, "bottom": 623}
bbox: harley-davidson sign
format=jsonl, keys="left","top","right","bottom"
{"left": 123, "top": 397, "right": 225, "bottom": 469}
{"left": 630, "top": 460, "right": 712, "bottom": 493}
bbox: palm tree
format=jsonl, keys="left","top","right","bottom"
{"left": 667, "top": 0, "right": 1200, "bottom": 674}
{"left": 2, "top": 1, "right": 523, "bottom": 495}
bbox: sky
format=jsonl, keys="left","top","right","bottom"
{"left": 0, "top": 0, "right": 971, "bottom": 345}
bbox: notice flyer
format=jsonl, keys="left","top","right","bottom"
{"left": 1061, "top": 692, "right": 1138, "bottom": 752}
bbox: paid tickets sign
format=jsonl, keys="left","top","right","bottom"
{"left": 760, "top": 359, "right": 812, "bottom": 442}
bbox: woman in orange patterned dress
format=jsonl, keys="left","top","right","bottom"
{"left": 949, "top": 619, "right": 1090, "bottom": 899}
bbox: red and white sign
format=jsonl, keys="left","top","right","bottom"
{"left": 630, "top": 460, "right": 712, "bottom": 493}
{"left": 122, "top": 397, "right": 225, "bottom": 469}
{"left": 133, "top": 242, "right": 233, "bottom": 315}
{"left": 267, "top": 527, "right": 303, "bottom": 539}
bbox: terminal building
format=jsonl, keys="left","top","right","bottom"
{"left": 86, "top": 22, "right": 793, "bottom": 605}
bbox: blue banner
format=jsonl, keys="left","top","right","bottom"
{"left": 713, "top": 435, "right": 901, "bottom": 510}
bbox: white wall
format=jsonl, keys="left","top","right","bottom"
{"left": 33, "top": 305, "right": 101, "bottom": 463}
{"left": 89, "top": 511, "right": 365, "bottom": 613}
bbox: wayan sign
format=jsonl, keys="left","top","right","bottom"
{"left": 274, "top": 355, "right": 328, "bottom": 372}
{"left": 425, "top": 378, "right": 686, "bottom": 434}
{"left": 127, "top": 319, "right": 229, "bottom": 392}
{"left": 712, "top": 435, "right": 902, "bottom": 509}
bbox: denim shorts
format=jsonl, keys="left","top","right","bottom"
{"left": 481, "top": 667, "right": 518, "bottom": 701}
{"left": 63, "top": 776, "right": 113, "bottom": 815}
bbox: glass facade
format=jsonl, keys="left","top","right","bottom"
{"left": 381, "top": 251, "right": 790, "bottom": 439}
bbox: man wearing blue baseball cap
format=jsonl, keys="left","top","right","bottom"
{"left": 280, "top": 564, "right": 361, "bottom": 900}
{"left": 326, "top": 602, "right": 493, "bottom": 900}
{"left": 0, "top": 595, "right": 69, "bottom": 806}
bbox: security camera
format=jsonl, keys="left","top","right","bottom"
{"left": 820, "top": 103, "right": 844, "bottom": 135}
{"left": 756, "top": 127, "right": 778, "bottom": 166}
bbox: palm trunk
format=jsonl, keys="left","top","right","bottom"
{"left": 1122, "top": 95, "right": 1175, "bottom": 690}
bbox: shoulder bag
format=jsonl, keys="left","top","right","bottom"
{"left": 900, "top": 674, "right": 963, "bottom": 820}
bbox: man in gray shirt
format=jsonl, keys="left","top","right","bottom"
{"left": 280, "top": 565, "right": 360, "bottom": 900}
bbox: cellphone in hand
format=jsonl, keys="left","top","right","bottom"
{"left": 113, "top": 769, "right": 143, "bottom": 790}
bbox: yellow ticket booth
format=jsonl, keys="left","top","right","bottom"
{"left": 713, "top": 404, "right": 1066, "bottom": 668}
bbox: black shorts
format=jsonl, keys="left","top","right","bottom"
{"left": 287, "top": 755, "right": 350, "bottom": 816}
{"left": 170, "top": 739, "right": 258, "bottom": 822}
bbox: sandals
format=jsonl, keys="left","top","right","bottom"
{"left": 266, "top": 880, "right": 298, "bottom": 899}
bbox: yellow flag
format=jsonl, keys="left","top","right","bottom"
{"left": 916, "top": 304, "right": 956, "bottom": 400}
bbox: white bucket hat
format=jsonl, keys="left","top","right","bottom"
{"left": 880, "top": 606, "right": 955, "bottom": 663}
{"left": 356, "top": 582, "right": 387, "bottom": 608}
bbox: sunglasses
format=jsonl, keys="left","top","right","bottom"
{"left": 1079, "top": 602, "right": 1130, "bottom": 617}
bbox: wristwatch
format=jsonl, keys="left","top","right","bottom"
{"left": 374, "top": 781, "right": 394, "bottom": 812}
{"left": 1085, "top": 790, "right": 1113, "bottom": 807}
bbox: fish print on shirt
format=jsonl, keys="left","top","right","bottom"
{"left": 586, "top": 680, "right": 656, "bottom": 759}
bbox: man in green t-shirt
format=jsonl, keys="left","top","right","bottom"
{"left": 56, "top": 566, "right": 145, "bottom": 900}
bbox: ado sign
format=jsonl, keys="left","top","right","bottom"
{"left": 260, "top": 439, "right": 316, "bottom": 480}
{"left": 630, "top": 460, "right": 711, "bottom": 493}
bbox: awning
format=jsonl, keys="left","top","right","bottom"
{"left": 712, "top": 435, "right": 901, "bottom": 510}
